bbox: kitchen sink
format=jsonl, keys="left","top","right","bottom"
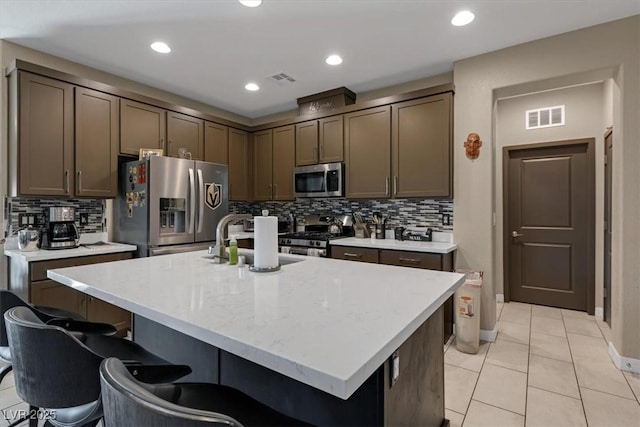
{"left": 238, "top": 251, "right": 304, "bottom": 267}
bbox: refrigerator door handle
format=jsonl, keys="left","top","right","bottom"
{"left": 188, "top": 168, "right": 195, "bottom": 234}
{"left": 197, "top": 168, "right": 204, "bottom": 233}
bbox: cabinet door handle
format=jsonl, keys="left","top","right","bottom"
{"left": 394, "top": 176, "right": 398, "bottom": 195}
{"left": 77, "top": 170, "right": 82, "bottom": 193}
{"left": 65, "top": 170, "right": 70, "bottom": 194}
{"left": 314, "top": 146, "right": 318, "bottom": 162}
{"left": 344, "top": 252, "right": 363, "bottom": 258}
{"left": 385, "top": 177, "right": 390, "bottom": 196}
{"left": 320, "top": 144, "right": 324, "bottom": 159}
{"left": 399, "top": 257, "right": 421, "bottom": 264}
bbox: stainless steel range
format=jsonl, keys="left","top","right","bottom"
{"left": 278, "top": 215, "right": 353, "bottom": 257}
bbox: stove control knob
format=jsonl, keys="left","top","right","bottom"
{"left": 286, "top": 239, "right": 291, "bottom": 244}
{"left": 315, "top": 241, "right": 321, "bottom": 247}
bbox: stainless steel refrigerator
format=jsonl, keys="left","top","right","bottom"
{"left": 114, "top": 156, "right": 228, "bottom": 257}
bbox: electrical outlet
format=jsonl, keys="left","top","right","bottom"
{"left": 80, "top": 213, "right": 89, "bottom": 225}
{"left": 390, "top": 351, "right": 400, "bottom": 386}
{"left": 442, "top": 214, "right": 450, "bottom": 226}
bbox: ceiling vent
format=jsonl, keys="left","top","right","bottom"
{"left": 526, "top": 105, "right": 565, "bottom": 130}
{"left": 265, "top": 72, "right": 296, "bottom": 86}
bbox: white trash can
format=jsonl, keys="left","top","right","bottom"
{"left": 454, "top": 270, "right": 483, "bottom": 354}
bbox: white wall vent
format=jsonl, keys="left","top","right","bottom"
{"left": 525, "top": 105, "right": 565, "bottom": 130}
{"left": 266, "top": 72, "right": 296, "bottom": 86}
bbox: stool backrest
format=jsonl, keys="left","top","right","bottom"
{"left": 100, "top": 357, "right": 240, "bottom": 427}
{"left": 0, "top": 291, "right": 30, "bottom": 347}
{"left": 5, "top": 306, "right": 103, "bottom": 408}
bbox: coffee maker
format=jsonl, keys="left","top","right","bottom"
{"left": 40, "top": 207, "right": 80, "bottom": 249}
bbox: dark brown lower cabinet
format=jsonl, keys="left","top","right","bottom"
{"left": 331, "top": 245, "right": 455, "bottom": 344}
{"left": 27, "top": 252, "right": 134, "bottom": 336}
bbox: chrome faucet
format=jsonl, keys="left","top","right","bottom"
{"left": 209, "top": 213, "right": 251, "bottom": 263}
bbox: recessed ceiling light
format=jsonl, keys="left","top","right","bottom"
{"left": 326, "top": 55, "right": 343, "bottom": 66}
{"left": 451, "top": 10, "right": 475, "bottom": 26}
{"left": 150, "top": 41, "right": 171, "bottom": 53}
{"left": 239, "top": 0, "right": 262, "bottom": 7}
{"left": 245, "top": 83, "right": 260, "bottom": 91}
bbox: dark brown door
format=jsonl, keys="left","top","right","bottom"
{"left": 204, "top": 121, "right": 228, "bottom": 165}
{"left": 344, "top": 106, "right": 391, "bottom": 199}
{"left": 272, "top": 125, "right": 295, "bottom": 201}
{"left": 504, "top": 139, "right": 594, "bottom": 312}
{"left": 75, "top": 87, "right": 119, "bottom": 198}
{"left": 392, "top": 93, "right": 452, "bottom": 198}
{"left": 167, "top": 112, "right": 204, "bottom": 160}
{"left": 18, "top": 72, "right": 74, "bottom": 196}
{"left": 254, "top": 130, "right": 273, "bottom": 201}
{"left": 604, "top": 130, "right": 612, "bottom": 325}
{"left": 295, "top": 121, "right": 318, "bottom": 166}
{"left": 319, "top": 115, "right": 344, "bottom": 163}
{"left": 228, "top": 128, "right": 250, "bottom": 201}
{"left": 120, "top": 99, "right": 166, "bottom": 156}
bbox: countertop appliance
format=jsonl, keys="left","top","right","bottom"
{"left": 293, "top": 162, "right": 344, "bottom": 198}
{"left": 278, "top": 215, "right": 350, "bottom": 257}
{"left": 40, "top": 206, "right": 80, "bottom": 250}
{"left": 114, "top": 156, "right": 228, "bottom": 257}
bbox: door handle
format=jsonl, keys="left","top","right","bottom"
{"left": 197, "top": 169, "right": 204, "bottom": 233}
{"left": 385, "top": 177, "right": 390, "bottom": 196}
{"left": 511, "top": 231, "right": 525, "bottom": 238}
{"left": 77, "top": 170, "right": 82, "bottom": 193}
{"left": 394, "top": 176, "right": 398, "bottom": 196}
{"left": 188, "top": 168, "right": 195, "bottom": 234}
{"left": 314, "top": 146, "right": 318, "bottom": 162}
{"left": 343, "top": 252, "right": 363, "bottom": 259}
{"left": 65, "top": 170, "right": 70, "bottom": 194}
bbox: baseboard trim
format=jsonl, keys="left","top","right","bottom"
{"left": 608, "top": 342, "right": 640, "bottom": 373}
{"left": 595, "top": 307, "right": 603, "bottom": 320}
{"left": 480, "top": 325, "right": 498, "bottom": 342}
{"left": 451, "top": 324, "right": 498, "bottom": 343}
{"left": 496, "top": 294, "right": 504, "bottom": 303}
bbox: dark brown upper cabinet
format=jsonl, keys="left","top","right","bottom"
{"left": 119, "top": 99, "right": 166, "bottom": 156}
{"left": 167, "top": 111, "right": 204, "bottom": 160}
{"left": 344, "top": 106, "right": 391, "bottom": 199}
{"left": 74, "top": 87, "right": 119, "bottom": 198}
{"left": 295, "top": 116, "right": 343, "bottom": 166}
{"left": 272, "top": 125, "right": 296, "bottom": 201}
{"left": 10, "top": 71, "right": 75, "bottom": 196}
{"left": 391, "top": 93, "right": 452, "bottom": 198}
{"left": 204, "top": 121, "right": 229, "bottom": 165}
{"left": 228, "top": 128, "right": 253, "bottom": 201}
{"left": 253, "top": 129, "right": 274, "bottom": 201}
{"left": 254, "top": 125, "right": 296, "bottom": 201}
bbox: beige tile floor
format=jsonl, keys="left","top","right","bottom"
{"left": 2, "top": 302, "right": 640, "bottom": 426}
{"left": 445, "top": 302, "right": 640, "bottom": 427}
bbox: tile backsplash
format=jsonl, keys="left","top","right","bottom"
{"left": 7, "top": 197, "right": 105, "bottom": 235}
{"left": 231, "top": 198, "right": 453, "bottom": 231}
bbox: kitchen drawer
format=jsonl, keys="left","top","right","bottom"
{"left": 379, "top": 250, "right": 442, "bottom": 270}
{"left": 30, "top": 252, "right": 133, "bottom": 281}
{"left": 331, "top": 246, "right": 379, "bottom": 263}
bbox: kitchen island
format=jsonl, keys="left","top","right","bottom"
{"left": 48, "top": 250, "right": 464, "bottom": 426}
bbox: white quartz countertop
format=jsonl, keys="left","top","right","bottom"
{"left": 4, "top": 233, "right": 137, "bottom": 262}
{"left": 48, "top": 250, "right": 464, "bottom": 399}
{"left": 332, "top": 237, "right": 457, "bottom": 254}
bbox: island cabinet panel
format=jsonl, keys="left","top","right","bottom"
{"left": 228, "top": 128, "right": 252, "bottom": 201}
{"left": 295, "top": 121, "right": 318, "bottom": 166}
{"left": 167, "top": 111, "right": 204, "bottom": 160}
{"left": 27, "top": 252, "right": 134, "bottom": 336}
{"left": 272, "top": 125, "right": 296, "bottom": 201}
{"left": 344, "top": 106, "right": 391, "bottom": 199}
{"left": 204, "top": 121, "right": 229, "bottom": 165}
{"left": 254, "top": 129, "right": 273, "bottom": 201}
{"left": 119, "top": 99, "right": 166, "bottom": 156}
{"left": 392, "top": 93, "right": 452, "bottom": 198}
{"left": 319, "top": 115, "right": 344, "bottom": 163}
{"left": 13, "top": 71, "right": 75, "bottom": 196}
{"left": 331, "top": 246, "right": 379, "bottom": 263}
{"left": 74, "top": 87, "right": 119, "bottom": 198}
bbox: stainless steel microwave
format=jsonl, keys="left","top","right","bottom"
{"left": 294, "top": 162, "right": 344, "bottom": 198}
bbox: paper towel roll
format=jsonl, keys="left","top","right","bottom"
{"left": 254, "top": 216, "right": 279, "bottom": 268}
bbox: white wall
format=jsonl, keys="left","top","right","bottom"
{"left": 454, "top": 16, "right": 639, "bottom": 358}
{"left": 495, "top": 83, "right": 606, "bottom": 309}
